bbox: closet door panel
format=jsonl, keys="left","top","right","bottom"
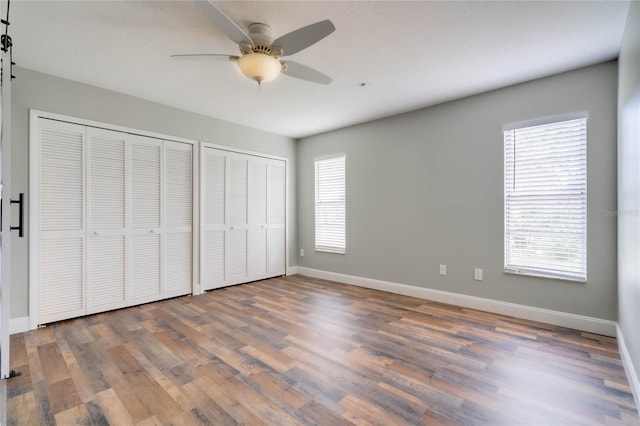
{"left": 268, "top": 160, "right": 286, "bottom": 276}
{"left": 164, "top": 233, "right": 192, "bottom": 295}
{"left": 202, "top": 148, "right": 227, "bottom": 290}
{"left": 248, "top": 229, "right": 267, "bottom": 277}
{"left": 88, "top": 129, "right": 125, "bottom": 230}
{"left": 87, "top": 128, "right": 127, "bottom": 313}
{"left": 229, "top": 155, "right": 248, "bottom": 226}
{"left": 268, "top": 228, "right": 285, "bottom": 276}
{"left": 88, "top": 236, "right": 125, "bottom": 313}
{"left": 38, "top": 119, "right": 86, "bottom": 323}
{"left": 203, "top": 230, "right": 225, "bottom": 288}
{"left": 204, "top": 150, "right": 226, "bottom": 226}
{"left": 249, "top": 160, "right": 268, "bottom": 224}
{"left": 165, "top": 142, "right": 192, "bottom": 228}
{"left": 131, "top": 139, "right": 161, "bottom": 229}
{"left": 227, "top": 154, "right": 249, "bottom": 283}
{"left": 248, "top": 159, "right": 268, "bottom": 278}
{"left": 163, "top": 141, "right": 193, "bottom": 297}
{"left": 268, "top": 160, "right": 286, "bottom": 225}
{"left": 40, "top": 238, "right": 84, "bottom": 323}
{"left": 131, "top": 234, "right": 161, "bottom": 300}
{"left": 129, "top": 136, "right": 162, "bottom": 303}
{"left": 227, "top": 229, "right": 247, "bottom": 282}
{"left": 39, "top": 121, "right": 84, "bottom": 232}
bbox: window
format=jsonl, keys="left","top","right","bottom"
{"left": 315, "top": 155, "right": 345, "bottom": 254}
{"left": 504, "top": 115, "right": 587, "bottom": 282}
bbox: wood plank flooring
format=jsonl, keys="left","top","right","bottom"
{"left": 3, "top": 275, "right": 639, "bottom": 425}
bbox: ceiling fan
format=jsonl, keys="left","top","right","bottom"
{"left": 172, "top": 1, "right": 335, "bottom": 86}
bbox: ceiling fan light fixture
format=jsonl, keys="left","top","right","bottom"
{"left": 237, "top": 52, "right": 281, "bottom": 84}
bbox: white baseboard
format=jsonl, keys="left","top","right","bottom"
{"left": 295, "top": 267, "right": 617, "bottom": 337}
{"left": 287, "top": 266, "right": 299, "bottom": 276}
{"left": 617, "top": 324, "right": 640, "bottom": 412}
{"left": 10, "top": 316, "right": 30, "bottom": 335}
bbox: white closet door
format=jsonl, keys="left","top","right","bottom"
{"left": 227, "top": 153, "right": 249, "bottom": 284}
{"left": 163, "top": 141, "right": 193, "bottom": 297}
{"left": 248, "top": 158, "right": 268, "bottom": 279}
{"left": 38, "top": 119, "right": 86, "bottom": 323}
{"left": 129, "top": 135, "right": 162, "bottom": 303}
{"left": 87, "top": 128, "right": 126, "bottom": 314}
{"left": 202, "top": 147, "right": 227, "bottom": 290}
{"left": 200, "top": 147, "right": 286, "bottom": 291}
{"left": 268, "top": 160, "right": 286, "bottom": 276}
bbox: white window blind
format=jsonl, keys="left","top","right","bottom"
{"left": 504, "top": 116, "right": 587, "bottom": 282}
{"left": 315, "top": 155, "right": 345, "bottom": 254}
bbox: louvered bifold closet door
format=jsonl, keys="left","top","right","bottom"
{"left": 129, "top": 135, "right": 162, "bottom": 304}
{"left": 267, "top": 160, "right": 286, "bottom": 276}
{"left": 38, "top": 119, "right": 86, "bottom": 323}
{"left": 248, "top": 158, "right": 268, "bottom": 279}
{"left": 202, "top": 147, "right": 227, "bottom": 290}
{"left": 227, "top": 153, "right": 250, "bottom": 284}
{"left": 163, "top": 141, "right": 193, "bottom": 297}
{"left": 87, "top": 128, "right": 126, "bottom": 314}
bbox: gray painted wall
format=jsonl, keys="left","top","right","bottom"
{"left": 618, "top": 0, "right": 640, "bottom": 391}
{"left": 10, "top": 67, "right": 297, "bottom": 318}
{"left": 297, "top": 62, "right": 618, "bottom": 320}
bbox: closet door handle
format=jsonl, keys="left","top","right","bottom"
{"left": 150, "top": 229, "right": 156, "bottom": 234}
{"left": 230, "top": 226, "right": 235, "bottom": 230}
{"left": 7, "top": 193, "right": 25, "bottom": 238}
{"left": 93, "top": 230, "right": 102, "bottom": 236}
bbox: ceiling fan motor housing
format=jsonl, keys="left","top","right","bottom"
{"left": 245, "top": 23, "right": 283, "bottom": 57}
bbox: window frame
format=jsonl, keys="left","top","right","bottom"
{"left": 314, "top": 154, "right": 346, "bottom": 254}
{"left": 503, "top": 113, "right": 588, "bottom": 282}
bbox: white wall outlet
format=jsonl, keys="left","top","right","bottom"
{"left": 439, "top": 264, "right": 447, "bottom": 275}
{"left": 474, "top": 268, "right": 483, "bottom": 281}
{"left": 300, "top": 248, "right": 305, "bottom": 257}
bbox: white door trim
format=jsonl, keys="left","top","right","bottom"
{"left": 29, "top": 110, "right": 197, "bottom": 146}
{"left": 1, "top": 47, "right": 13, "bottom": 379}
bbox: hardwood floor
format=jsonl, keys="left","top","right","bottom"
{"left": 3, "top": 275, "right": 639, "bottom": 425}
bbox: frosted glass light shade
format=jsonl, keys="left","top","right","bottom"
{"left": 237, "top": 53, "right": 281, "bottom": 83}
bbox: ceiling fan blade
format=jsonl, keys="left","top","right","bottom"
{"left": 171, "top": 54, "right": 236, "bottom": 61}
{"left": 282, "top": 61, "right": 332, "bottom": 85}
{"left": 272, "top": 20, "right": 335, "bottom": 56}
{"left": 196, "top": 1, "right": 253, "bottom": 47}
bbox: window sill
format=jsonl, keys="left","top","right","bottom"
{"left": 315, "top": 248, "right": 345, "bottom": 255}
{"left": 504, "top": 268, "right": 586, "bottom": 283}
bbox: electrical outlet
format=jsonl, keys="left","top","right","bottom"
{"left": 474, "top": 268, "right": 483, "bottom": 281}
{"left": 439, "top": 264, "right": 447, "bottom": 275}
{"left": 300, "top": 248, "right": 305, "bottom": 257}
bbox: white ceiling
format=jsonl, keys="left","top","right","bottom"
{"left": 10, "top": 1, "right": 630, "bottom": 139}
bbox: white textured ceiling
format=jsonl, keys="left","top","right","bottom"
{"left": 10, "top": 1, "right": 630, "bottom": 138}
